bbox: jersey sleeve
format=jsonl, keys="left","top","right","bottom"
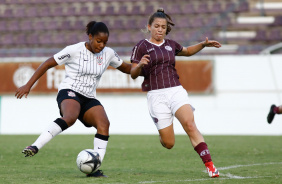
{"left": 173, "top": 40, "right": 183, "bottom": 55}
{"left": 109, "top": 49, "right": 123, "bottom": 68}
{"left": 53, "top": 45, "right": 74, "bottom": 65}
{"left": 130, "top": 42, "right": 145, "bottom": 64}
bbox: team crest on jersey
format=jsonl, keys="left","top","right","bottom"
{"left": 97, "top": 56, "right": 103, "bottom": 65}
{"left": 165, "top": 46, "right": 172, "bottom": 51}
{"left": 67, "top": 91, "right": 76, "bottom": 97}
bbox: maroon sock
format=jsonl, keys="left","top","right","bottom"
{"left": 273, "top": 107, "right": 279, "bottom": 114}
{"left": 194, "top": 142, "right": 212, "bottom": 164}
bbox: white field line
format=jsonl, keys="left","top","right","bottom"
{"left": 218, "top": 162, "right": 282, "bottom": 170}
{"left": 138, "top": 162, "right": 281, "bottom": 184}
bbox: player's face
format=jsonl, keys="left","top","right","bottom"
{"left": 89, "top": 32, "right": 108, "bottom": 53}
{"left": 148, "top": 18, "right": 167, "bottom": 43}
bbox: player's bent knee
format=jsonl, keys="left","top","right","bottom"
{"left": 161, "top": 140, "right": 175, "bottom": 149}
{"left": 96, "top": 120, "right": 110, "bottom": 134}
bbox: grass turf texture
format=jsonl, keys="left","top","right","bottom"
{"left": 0, "top": 135, "right": 281, "bottom": 184}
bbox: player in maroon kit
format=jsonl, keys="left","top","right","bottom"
{"left": 130, "top": 8, "right": 221, "bottom": 178}
{"left": 267, "top": 104, "right": 282, "bottom": 124}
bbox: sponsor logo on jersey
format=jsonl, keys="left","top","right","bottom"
{"left": 147, "top": 48, "right": 155, "bottom": 53}
{"left": 114, "top": 51, "right": 121, "bottom": 61}
{"left": 58, "top": 54, "right": 70, "bottom": 60}
{"left": 67, "top": 91, "right": 76, "bottom": 97}
{"left": 165, "top": 46, "right": 172, "bottom": 51}
{"left": 131, "top": 46, "right": 137, "bottom": 60}
{"left": 200, "top": 149, "right": 210, "bottom": 156}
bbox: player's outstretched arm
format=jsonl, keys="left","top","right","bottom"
{"left": 15, "top": 57, "right": 58, "bottom": 99}
{"left": 117, "top": 61, "right": 132, "bottom": 74}
{"left": 177, "top": 37, "right": 221, "bottom": 56}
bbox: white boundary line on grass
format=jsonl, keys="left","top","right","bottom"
{"left": 137, "top": 162, "right": 282, "bottom": 184}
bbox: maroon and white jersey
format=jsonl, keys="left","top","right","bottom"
{"left": 131, "top": 39, "right": 183, "bottom": 91}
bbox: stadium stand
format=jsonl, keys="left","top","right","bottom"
{"left": 0, "top": 0, "right": 281, "bottom": 57}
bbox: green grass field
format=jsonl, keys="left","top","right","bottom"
{"left": 0, "top": 135, "right": 281, "bottom": 184}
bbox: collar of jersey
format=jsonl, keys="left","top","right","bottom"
{"left": 145, "top": 39, "right": 165, "bottom": 47}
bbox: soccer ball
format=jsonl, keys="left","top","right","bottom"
{"left": 76, "top": 149, "right": 101, "bottom": 174}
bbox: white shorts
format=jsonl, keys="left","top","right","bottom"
{"left": 146, "top": 85, "right": 194, "bottom": 130}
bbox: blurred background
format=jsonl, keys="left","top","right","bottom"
{"left": 0, "top": 0, "right": 282, "bottom": 135}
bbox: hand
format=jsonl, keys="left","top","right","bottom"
{"left": 15, "top": 84, "right": 31, "bottom": 99}
{"left": 202, "top": 37, "right": 221, "bottom": 48}
{"left": 137, "top": 55, "right": 150, "bottom": 68}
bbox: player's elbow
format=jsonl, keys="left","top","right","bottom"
{"left": 130, "top": 73, "right": 138, "bottom": 79}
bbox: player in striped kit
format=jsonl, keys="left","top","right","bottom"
{"left": 130, "top": 8, "right": 221, "bottom": 178}
{"left": 15, "top": 21, "right": 131, "bottom": 177}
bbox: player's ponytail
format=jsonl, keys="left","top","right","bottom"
{"left": 86, "top": 21, "right": 109, "bottom": 36}
{"left": 147, "top": 8, "right": 175, "bottom": 35}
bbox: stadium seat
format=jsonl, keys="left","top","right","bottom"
{"left": 26, "top": 7, "right": 38, "bottom": 17}
{"left": 3, "top": 8, "right": 13, "bottom": 18}
{"left": 52, "top": 33, "right": 66, "bottom": 45}
{"left": 181, "top": 3, "right": 196, "bottom": 14}
{"left": 112, "top": 19, "right": 124, "bottom": 30}
{"left": 39, "top": 33, "right": 53, "bottom": 45}
{"left": 73, "top": 20, "right": 85, "bottom": 30}
{"left": 191, "top": 17, "right": 204, "bottom": 28}
{"left": 33, "top": 20, "right": 46, "bottom": 31}
{"left": 234, "top": 1, "right": 249, "bottom": 13}
{"left": 130, "top": 5, "right": 142, "bottom": 15}
{"left": 167, "top": 4, "right": 182, "bottom": 15}
{"left": 65, "top": 6, "right": 76, "bottom": 16}
{"left": 14, "top": 8, "right": 26, "bottom": 18}
{"left": 15, "top": 33, "right": 27, "bottom": 45}
{"left": 143, "top": 5, "right": 155, "bottom": 15}
{"left": 52, "top": 7, "right": 64, "bottom": 17}
{"left": 39, "top": 7, "right": 52, "bottom": 17}
{"left": 268, "top": 29, "right": 281, "bottom": 41}
{"left": 20, "top": 20, "right": 33, "bottom": 31}
{"left": 26, "top": 34, "right": 39, "bottom": 45}
{"left": 272, "top": 16, "right": 282, "bottom": 26}
{"left": 7, "top": 21, "right": 20, "bottom": 31}
{"left": 45, "top": 20, "right": 59, "bottom": 30}
{"left": 124, "top": 18, "right": 138, "bottom": 29}
{"left": 197, "top": 3, "right": 210, "bottom": 14}
{"left": 92, "top": 6, "right": 102, "bottom": 16}
{"left": 2, "top": 34, "right": 14, "bottom": 45}
{"left": 211, "top": 2, "right": 223, "bottom": 13}
{"left": 104, "top": 5, "right": 115, "bottom": 16}
{"left": 117, "top": 5, "right": 129, "bottom": 15}
{"left": 78, "top": 6, "right": 90, "bottom": 16}
{"left": 0, "top": 21, "right": 7, "bottom": 32}
{"left": 252, "top": 30, "right": 267, "bottom": 41}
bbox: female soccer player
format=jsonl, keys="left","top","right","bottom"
{"left": 15, "top": 21, "right": 131, "bottom": 177}
{"left": 130, "top": 8, "right": 221, "bottom": 178}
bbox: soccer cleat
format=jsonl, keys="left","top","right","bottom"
{"left": 267, "top": 104, "right": 276, "bottom": 124}
{"left": 86, "top": 170, "right": 108, "bottom": 178}
{"left": 22, "top": 146, "right": 39, "bottom": 157}
{"left": 205, "top": 161, "right": 219, "bottom": 178}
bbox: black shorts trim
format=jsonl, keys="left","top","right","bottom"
{"left": 56, "top": 89, "right": 102, "bottom": 127}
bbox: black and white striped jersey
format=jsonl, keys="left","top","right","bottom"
{"left": 54, "top": 42, "right": 123, "bottom": 98}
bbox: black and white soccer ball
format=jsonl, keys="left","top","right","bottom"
{"left": 76, "top": 149, "right": 101, "bottom": 174}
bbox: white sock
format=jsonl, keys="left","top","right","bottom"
{"left": 93, "top": 137, "right": 108, "bottom": 162}
{"left": 32, "top": 122, "right": 63, "bottom": 149}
